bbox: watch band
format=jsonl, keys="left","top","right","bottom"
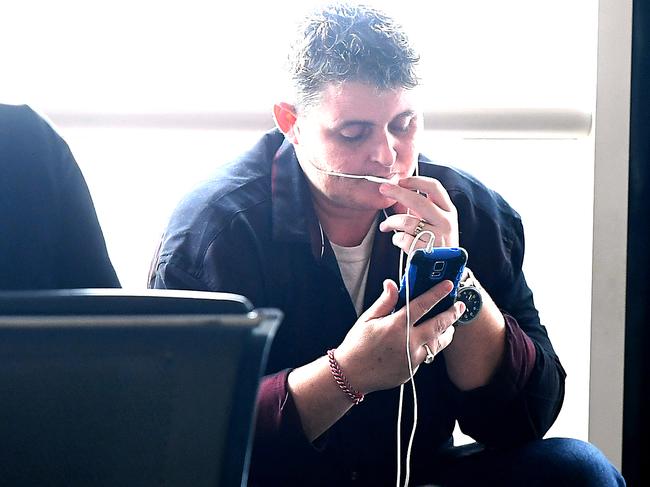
{"left": 460, "top": 267, "right": 480, "bottom": 290}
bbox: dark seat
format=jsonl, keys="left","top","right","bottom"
{"left": 0, "top": 289, "right": 281, "bottom": 487}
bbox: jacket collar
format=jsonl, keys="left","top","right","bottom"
{"left": 270, "top": 133, "right": 324, "bottom": 259}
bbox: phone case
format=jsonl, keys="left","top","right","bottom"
{"left": 396, "top": 247, "right": 468, "bottom": 325}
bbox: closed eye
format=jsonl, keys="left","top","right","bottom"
{"left": 389, "top": 115, "right": 416, "bottom": 135}
{"left": 338, "top": 123, "right": 371, "bottom": 142}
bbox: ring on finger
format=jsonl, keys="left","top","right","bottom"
{"left": 423, "top": 343, "right": 435, "bottom": 364}
{"left": 413, "top": 219, "right": 426, "bottom": 237}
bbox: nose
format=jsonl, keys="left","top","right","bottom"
{"left": 371, "top": 129, "right": 398, "bottom": 168}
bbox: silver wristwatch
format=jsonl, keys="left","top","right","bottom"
{"left": 456, "top": 268, "right": 483, "bottom": 324}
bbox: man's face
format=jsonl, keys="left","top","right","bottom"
{"left": 292, "top": 81, "right": 422, "bottom": 212}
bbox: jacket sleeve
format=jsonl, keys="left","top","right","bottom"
{"left": 452, "top": 198, "right": 566, "bottom": 447}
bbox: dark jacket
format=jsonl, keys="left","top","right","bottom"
{"left": 150, "top": 129, "right": 566, "bottom": 486}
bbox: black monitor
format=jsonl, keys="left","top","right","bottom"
{"left": 0, "top": 289, "right": 281, "bottom": 487}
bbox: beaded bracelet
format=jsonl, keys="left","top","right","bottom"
{"left": 326, "top": 349, "right": 364, "bottom": 405}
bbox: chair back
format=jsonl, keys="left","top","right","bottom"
{"left": 0, "top": 289, "right": 281, "bottom": 487}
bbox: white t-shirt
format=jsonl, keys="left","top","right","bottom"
{"left": 330, "top": 221, "right": 378, "bottom": 317}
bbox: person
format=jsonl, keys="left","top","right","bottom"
{"left": 149, "top": 3, "right": 624, "bottom": 486}
{"left": 0, "top": 103, "right": 120, "bottom": 290}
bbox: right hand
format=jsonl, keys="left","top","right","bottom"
{"left": 333, "top": 278, "right": 465, "bottom": 395}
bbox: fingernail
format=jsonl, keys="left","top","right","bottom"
{"left": 379, "top": 183, "right": 393, "bottom": 194}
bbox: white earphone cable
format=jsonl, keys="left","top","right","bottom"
{"left": 314, "top": 161, "right": 429, "bottom": 487}
{"left": 396, "top": 163, "right": 433, "bottom": 487}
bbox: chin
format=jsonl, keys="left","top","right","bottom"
{"left": 329, "top": 183, "right": 395, "bottom": 211}
{"left": 359, "top": 194, "right": 396, "bottom": 212}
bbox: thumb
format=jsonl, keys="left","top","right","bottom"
{"left": 363, "top": 279, "right": 399, "bottom": 320}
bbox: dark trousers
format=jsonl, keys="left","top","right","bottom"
{"left": 421, "top": 438, "right": 626, "bottom": 487}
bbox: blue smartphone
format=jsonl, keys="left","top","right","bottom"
{"left": 396, "top": 247, "right": 468, "bottom": 325}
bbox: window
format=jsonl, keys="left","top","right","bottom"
{"left": 3, "top": 0, "right": 598, "bottom": 443}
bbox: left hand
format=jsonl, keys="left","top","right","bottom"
{"left": 378, "top": 176, "right": 459, "bottom": 251}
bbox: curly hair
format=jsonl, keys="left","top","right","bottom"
{"left": 287, "top": 2, "right": 420, "bottom": 110}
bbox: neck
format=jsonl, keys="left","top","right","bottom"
{"left": 312, "top": 196, "right": 378, "bottom": 247}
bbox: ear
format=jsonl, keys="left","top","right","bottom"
{"left": 273, "top": 102, "right": 299, "bottom": 144}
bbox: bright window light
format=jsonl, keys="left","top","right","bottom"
{"left": 2, "top": 1, "right": 596, "bottom": 112}
{"left": 2, "top": 0, "right": 598, "bottom": 448}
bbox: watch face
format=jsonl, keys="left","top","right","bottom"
{"left": 457, "top": 287, "right": 482, "bottom": 323}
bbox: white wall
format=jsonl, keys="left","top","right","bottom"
{"left": 589, "top": 0, "right": 633, "bottom": 469}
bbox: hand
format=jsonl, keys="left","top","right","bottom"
{"left": 378, "top": 176, "right": 459, "bottom": 251}
{"left": 334, "top": 279, "right": 465, "bottom": 395}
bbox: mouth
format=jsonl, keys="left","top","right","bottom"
{"left": 319, "top": 167, "right": 400, "bottom": 185}
{"left": 361, "top": 173, "right": 400, "bottom": 184}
